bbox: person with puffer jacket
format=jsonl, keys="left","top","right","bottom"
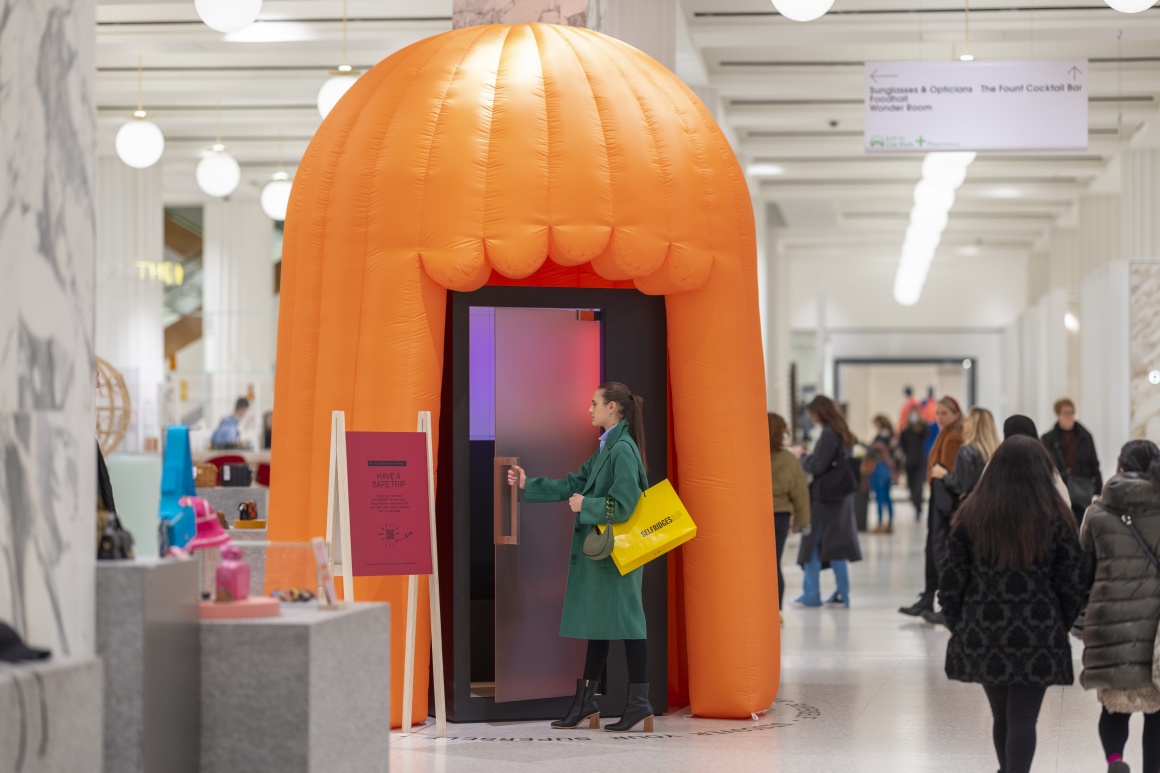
{"left": 1080, "top": 439, "right": 1160, "bottom": 773}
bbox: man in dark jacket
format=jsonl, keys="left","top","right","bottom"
{"left": 1042, "top": 397, "right": 1102, "bottom": 524}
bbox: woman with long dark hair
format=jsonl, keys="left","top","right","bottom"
{"left": 900, "top": 396, "right": 965, "bottom": 618}
{"left": 794, "top": 396, "right": 862, "bottom": 608}
{"left": 508, "top": 381, "right": 652, "bottom": 732}
{"left": 1080, "top": 439, "right": 1160, "bottom": 773}
{"left": 769, "top": 413, "right": 810, "bottom": 620}
{"left": 939, "top": 436, "right": 1087, "bottom": 773}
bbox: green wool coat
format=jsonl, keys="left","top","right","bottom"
{"left": 523, "top": 421, "right": 649, "bottom": 640}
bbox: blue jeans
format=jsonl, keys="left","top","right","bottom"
{"left": 800, "top": 534, "right": 850, "bottom": 605}
{"left": 871, "top": 463, "right": 894, "bottom": 525}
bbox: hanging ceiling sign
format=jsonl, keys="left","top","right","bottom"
{"left": 864, "top": 59, "right": 1088, "bottom": 153}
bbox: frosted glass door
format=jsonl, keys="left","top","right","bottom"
{"left": 493, "top": 307, "right": 600, "bottom": 703}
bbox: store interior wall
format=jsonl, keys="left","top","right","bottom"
{"left": 839, "top": 364, "right": 969, "bottom": 443}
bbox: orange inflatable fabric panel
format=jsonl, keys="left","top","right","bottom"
{"left": 268, "top": 23, "right": 778, "bottom": 726}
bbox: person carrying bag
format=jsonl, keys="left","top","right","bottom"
{"left": 794, "top": 396, "right": 861, "bottom": 608}
{"left": 507, "top": 381, "right": 655, "bottom": 733}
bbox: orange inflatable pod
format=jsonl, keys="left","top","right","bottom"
{"left": 269, "top": 23, "right": 779, "bottom": 723}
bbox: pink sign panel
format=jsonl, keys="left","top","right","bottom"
{"left": 345, "top": 431, "right": 433, "bottom": 577}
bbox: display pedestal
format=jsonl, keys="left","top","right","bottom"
{"left": 97, "top": 558, "right": 201, "bottom": 773}
{"left": 200, "top": 602, "right": 391, "bottom": 773}
{"left": 196, "top": 485, "right": 268, "bottom": 520}
{"left": 0, "top": 658, "right": 103, "bottom": 773}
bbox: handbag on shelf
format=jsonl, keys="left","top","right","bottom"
{"left": 1115, "top": 512, "right": 1160, "bottom": 689}
{"left": 597, "top": 479, "right": 697, "bottom": 576}
{"left": 221, "top": 464, "right": 252, "bottom": 487}
{"left": 195, "top": 463, "right": 219, "bottom": 488}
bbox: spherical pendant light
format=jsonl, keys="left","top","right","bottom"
{"left": 261, "top": 172, "right": 292, "bottom": 221}
{"left": 1103, "top": 0, "right": 1158, "bottom": 12}
{"left": 771, "top": 0, "right": 835, "bottom": 22}
{"left": 197, "top": 146, "right": 241, "bottom": 198}
{"left": 116, "top": 115, "right": 165, "bottom": 169}
{"left": 317, "top": 72, "right": 359, "bottom": 119}
{"left": 195, "top": 0, "right": 263, "bottom": 33}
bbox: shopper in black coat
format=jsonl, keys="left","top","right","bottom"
{"left": 900, "top": 409, "right": 930, "bottom": 518}
{"left": 939, "top": 436, "right": 1087, "bottom": 773}
{"left": 1042, "top": 397, "right": 1102, "bottom": 524}
{"left": 1080, "top": 440, "right": 1160, "bottom": 772}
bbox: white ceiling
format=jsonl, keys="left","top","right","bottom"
{"left": 95, "top": 0, "right": 1160, "bottom": 266}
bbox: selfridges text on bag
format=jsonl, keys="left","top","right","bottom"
{"left": 597, "top": 479, "right": 697, "bottom": 575}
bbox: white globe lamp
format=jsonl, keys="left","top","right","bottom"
{"left": 318, "top": 71, "right": 359, "bottom": 119}
{"left": 196, "top": 145, "right": 241, "bottom": 198}
{"left": 195, "top": 0, "right": 263, "bottom": 33}
{"left": 115, "top": 114, "right": 165, "bottom": 169}
{"left": 771, "top": 0, "right": 836, "bottom": 22}
{"left": 1103, "top": 0, "right": 1158, "bottom": 12}
{"left": 261, "top": 172, "right": 292, "bottom": 221}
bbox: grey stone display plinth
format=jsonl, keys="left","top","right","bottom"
{"left": 0, "top": 658, "right": 102, "bottom": 773}
{"left": 200, "top": 602, "right": 390, "bottom": 773}
{"left": 97, "top": 558, "right": 200, "bottom": 773}
{"left": 195, "top": 486, "right": 268, "bottom": 521}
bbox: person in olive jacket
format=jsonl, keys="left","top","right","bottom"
{"left": 508, "top": 382, "right": 652, "bottom": 733}
{"left": 1079, "top": 439, "right": 1160, "bottom": 773}
{"left": 939, "top": 436, "right": 1087, "bottom": 773}
{"left": 1042, "top": 397, "right": 1103, "bottom": 525}
{"left": 769, "top": 412, "right": 810, "bottom": 615}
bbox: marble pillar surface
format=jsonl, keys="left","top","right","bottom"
{"left": 453, "top": 0, "right": 587, "bottom": 28}
{"left": 0, "top": 0, "right": 98, "bottom": 658}
{"left": 1130, "top": 262, "right": 1160, "bottom": 442}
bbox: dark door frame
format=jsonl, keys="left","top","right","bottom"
{"left": 833, "top": 357, "right": 978, "bottom": 409}
{"left": 437, "top": 286, "right": 668, "bottom": 723}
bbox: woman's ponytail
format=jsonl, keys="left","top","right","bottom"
{"left": 1149, "top": 459, "right": 1160, "bottom": 491}
{"left": 599, "top": 382, "right": 648, "bottom": 472}
{"left": 629, "top": 394, "right": 648, "bottom": 473}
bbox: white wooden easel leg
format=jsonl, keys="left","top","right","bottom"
{"left": 401, "top": 573, "right": 418, "bottom": 734}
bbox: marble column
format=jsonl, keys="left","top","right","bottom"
{"left": 0, "top": 0, "right": 98, "bottom": 657}
{"left": 202, "top": 198, "right": 276, "bottom": 448}
{"left": 95, "top": 156, "right": 165, "bottom": 453}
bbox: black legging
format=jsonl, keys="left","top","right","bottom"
{"left": 583, "top": 639, "right": 648, "bottom": 683}
{"left": 774, "top": 513, "right": 791, "bottom": 610}
{"left": 1100, "top": 707, "right": 1160, "bottom": 772}
{"left": 906, "top": 465, "right": 925, "bottom": 516}
{"left": 981, "top": 685, "right": 1048, "bottom": 773}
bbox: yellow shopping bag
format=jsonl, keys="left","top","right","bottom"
{"left": 597, "top": 479, "right": 697, "bottom": 575}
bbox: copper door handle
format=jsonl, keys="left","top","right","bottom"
{"left": 494, "top": 457, "right": 520, "bottom": 545}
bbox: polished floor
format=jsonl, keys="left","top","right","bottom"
{"left": 391, "top": 500, "right": 1135, "bottom": 772}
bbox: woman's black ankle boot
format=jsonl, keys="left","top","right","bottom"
{"left": 605, "top": 683, "right": 654, "bottom": 732}
{"left": 551, "top": 678, "right": 600, "bottom": 729}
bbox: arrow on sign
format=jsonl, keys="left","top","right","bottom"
{"left": 1068, "top": 66, "right": 1083, "bottom": 81}
{"left": 870, "top": 70, "right": 898, "bottom": 84}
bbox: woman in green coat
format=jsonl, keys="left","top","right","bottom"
{"left": 508, "top": 381, "right": 652, "bottom": 733}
